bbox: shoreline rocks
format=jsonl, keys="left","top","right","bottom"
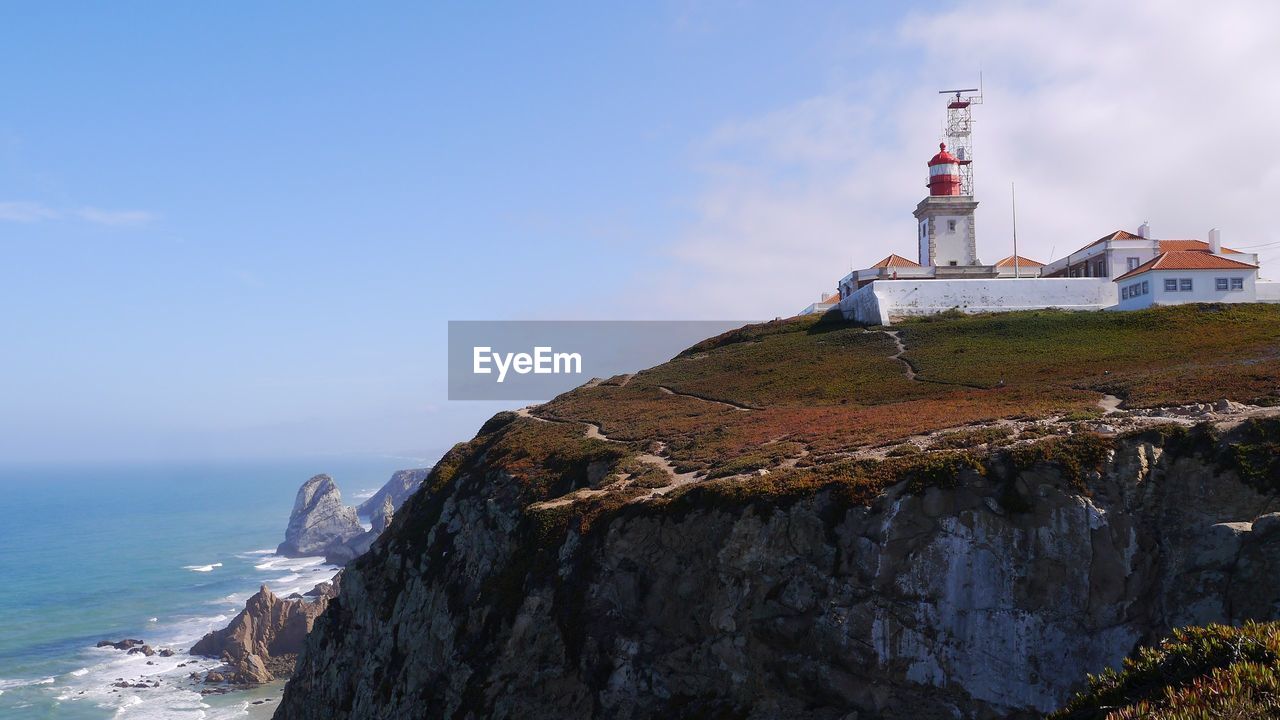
{"left": 190, "top": 584, "right": 329, "bottom": 685}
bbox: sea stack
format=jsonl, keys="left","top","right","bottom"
{"left": 356, "top": 467, "right": 428, "bottom": 520}
{"left": 191, "top": 584, "right": 327, "bottom": 684}
{"left": 275, "top": 474, "right": 364, "bottom": 558}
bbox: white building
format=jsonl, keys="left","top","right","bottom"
{"left": 813, "top": 101, "right": 1279, "bottom": 324}
{"left": 1040, "top": 225, "right": 1259, "bottom": 279}
{"left": 1114, "top": 250, "right": 1260, "bottom": 310}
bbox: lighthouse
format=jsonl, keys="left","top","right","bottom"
{"left": 915, "top": 142, "right": 979, "bottom": 267}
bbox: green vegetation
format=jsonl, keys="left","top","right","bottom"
{"left": 704, "top": 441, "right": 806, "bottom": 479}
{"left": 926, "top": 425, "right": 1013, "bottom": 450}
{"left": 1226, "top": 417, "right": 1280, "bottom": 492}
{"left": 1007, "top": 432, "right": 1114, "bottom": 491}
{"left": 530, "top": 304, "right": 1280, "bottom": 488}
{"left": 900, "top": 304, "right": 1280, "bottom": 408}
{"left": 1051, "top": 622, "right": 1280, "bottom": 720}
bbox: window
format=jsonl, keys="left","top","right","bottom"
{"left": 1231, "top": 277, "right": 1244, "bottom": 291}
{"left": 1142, "top": 281, "right": 1149, "bottom": 295}
{"left": 948, "top": 261, "right": 957, "bottom": 266}
{"left": 1164, "top": 279, "right": 1178, "bottom": 292}
{"left": 1122, "top": 287, "right": 1129, "bottom": 300}
{"left": 947, "top": 220, "right": 957, "bottom": 232}
{"left": 1216, "top": 278, "right": 1230, "bottom": 291}
{"left": 1127, "top": 257, "right": 1141, "bottom": 270}
{"left": 1180, "top": 278, "right": 1193, "bottom": 292}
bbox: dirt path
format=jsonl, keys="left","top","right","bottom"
{"left": 518, "top": 407, "right": 696, "bottom": 503}
{"left": 656, "top": 385, "right": 754, "bottom": 411}
{"left": 880, "top": 330, "right": 917, "bottom": 381}
{"left": 1098, "top": 394, "right": 1123, "bottom": 414}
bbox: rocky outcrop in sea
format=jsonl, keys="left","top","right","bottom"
{"left": 357, "top": 467, "right": 427, "bottom": 524}
{"left": 325, "top": 494, "right": 395, "bottom": 565}
{"left": 190, "top": 583, "right": 335, "bottom": 684}
{"left": 275, "top": 474, "right": 364, "bottom": 558}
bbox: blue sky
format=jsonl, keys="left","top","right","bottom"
{"left": 4, "top": 1, "right": 1278, "bottom": 463}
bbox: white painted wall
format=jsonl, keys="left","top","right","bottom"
{"left": 1258, "top": 281, "right": 1280, "bottom": 303}
{"left": 918, "top": 219, "right": 929, "bottom": 266}
{"left": 1117, "top": 269, "right": 1256, "bottom": 310}
{"left": 932, "top": 214, "right": 974, "bottom": 267}
{"left": 841, "top": 282, "right": 890, "bottom": 325}
{"left": 838, "top": 278, "right": 1114, "bottom": 325}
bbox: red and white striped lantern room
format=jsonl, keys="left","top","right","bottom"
{"left": 927, "top": 142, "right": 962, "bottom": 196}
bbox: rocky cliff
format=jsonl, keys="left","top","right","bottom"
{"left": 357, "top": 467, "right": 429, "bottom": 522}
{"left": 276, "top": 474, "right": 365, "bottom": 558}
{"left": 272, "top": 307, "right": 1280, "bottom": 719}
{"left": 191, "top": 584, "right": 334, "bottom": 684}
{"left": 326, "top": 495, "right": 395, "bottom": 565}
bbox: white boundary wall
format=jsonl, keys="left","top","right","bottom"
{"left": 839, "top": 278, "right": 1115, "bottom": 325}
{"left": 1258, "top": 281, "right": 1280, "bottom": 303}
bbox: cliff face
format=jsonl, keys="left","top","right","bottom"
{"left": 275, "top": 420, "right": 1280, "bottom": 719}
{"left": 274, "top": 309, "right": 1280, "bottom": 719}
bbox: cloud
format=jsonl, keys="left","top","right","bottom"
{"left": 632, "top": 0, "right": 1280, "bottom": 319}
{"left": 0, "top": 201, "right": 58, "bottom": 223}
{"left": 0, "top": 201, "right": 155, "bottom": 226}
{"left": 76, "top": 207, "right": 156, "bottom": 227}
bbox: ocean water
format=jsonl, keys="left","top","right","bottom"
{"left": 0, "top": 457, "right": 419, "bottom": 720}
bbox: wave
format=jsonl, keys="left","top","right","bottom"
{"left": 0, "top": 676, "right": 55, "bottom": 691}
{"left": 254, "top": 555, "right": 328, "bottom": 572}
{"left": 237, "top": 548, "right": 277, "bottom": 557}
{"left": 183, "top": 562, "right": 223, "bottom": 573}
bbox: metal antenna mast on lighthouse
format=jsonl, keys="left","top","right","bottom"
{"left": 938, "top": 82, "right": 983, "bottom": 196}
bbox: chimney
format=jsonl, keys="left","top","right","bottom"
{"left": 1209, "top": 228, "right": 1222, "bottom": 254}
{"left": 1138, "top": 221, "right": 1151, "bottom": 239}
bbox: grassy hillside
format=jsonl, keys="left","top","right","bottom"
{"left": 539, "top": 304, "right": 1280, "bottom": 473}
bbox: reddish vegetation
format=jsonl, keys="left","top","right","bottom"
{"left": 522, "top": 304, "right": 1280, "bottom": 487}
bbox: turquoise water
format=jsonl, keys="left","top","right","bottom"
{"left": 0, "top": 457, "right": 420, "bottom": 719}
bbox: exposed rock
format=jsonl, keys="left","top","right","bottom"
{"left": 191, "top": 585, "right": 328, "bottom": 684}
{"left": 325, "top": 495, "right": 396, "bottom": 565}
{"left": 126, "top": 644, "right": 155, "bottom": 656}
{"left": 96, "top": 639, "right": 145, "bottom": 651}
{"left": 356, "top": 468, "right": 429, "bottom": 522}
{"left": 276, "top": 474, "right": 364, "bottom": 558}
{"left": 304, "top": 573, "right": 342, "bottom": 600}
{"left": 158, "top": 648, "right": 175, "bottom": 657}
{"left": 277, "top": 421, "right": 1280, "bottom": 720}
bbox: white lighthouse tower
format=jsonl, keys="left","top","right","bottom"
{"left": 915, "top": 142, "right": 979, "bottom": 267}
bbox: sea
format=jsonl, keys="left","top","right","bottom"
{"left": 0, "top": 456, "right": 424, "bottom": 720}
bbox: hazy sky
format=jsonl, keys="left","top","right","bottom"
{"left": 3, "top": 1, "right": 1278, "bottom": 463}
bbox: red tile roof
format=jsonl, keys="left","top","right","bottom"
{"left": 1114, "top": 250, "right": 1258, "bottom": 282}
{"left": 995, "top": 254, "right": 1045, "bottom": 268}
{"left": 1069, "top": 230, "right": 1143, "bottom": 256}
{"left": 1158, "top": 239, "right": 1242, "bottom": 254}
{"left": 870, "top": 253, "right": 922, "bottom": 269}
